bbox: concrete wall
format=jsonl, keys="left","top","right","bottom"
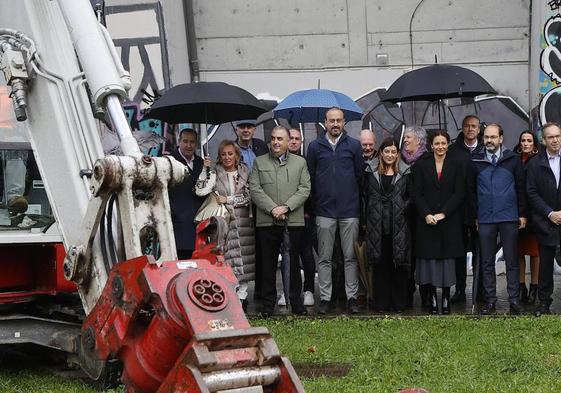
{"left": 106, "top": 0, "right": 531, "bottom": 110}
{"left": 192, "top": 0, "right": 531, "bottom": 109}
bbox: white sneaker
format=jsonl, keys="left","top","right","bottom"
{"left": 277, "top": 293, "right": 286, "bottom": 306}
{"left": 303, "top": 291, "right": 315, "bottom": 306}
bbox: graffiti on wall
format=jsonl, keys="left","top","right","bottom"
{"left": 539, "top": 11, "right": 561, "bottom": 125}
{"left": 104, "top": 3, "right": 171, "bottom": 155}
{"left": 549, "top": 1, "right": 561, "bottom": 10}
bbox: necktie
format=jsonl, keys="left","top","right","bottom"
{"left": 491, "top": 154, "right": 497, "bottom": 165}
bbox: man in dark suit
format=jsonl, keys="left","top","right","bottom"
{"left": 526, "top": 122, "right": 561, "bottom": 316}
{"left": 448, "top": 115, "right": 485, "bottom": 304}
{"left": 169, "top": 128, "right": 205, "bottom": 259}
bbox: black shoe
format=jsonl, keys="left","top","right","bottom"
{"left": 442, "top": 287, "right": 451, "bottom": 315}
{"left": 347, "top": 298, "right": 360, "bottom": 314}
{"left": 509, "top": 302, "right": 521, "bottom": 315}
{"left": 318, "top": 300, "right": 331, "bottom": 315}
{"left": 420, "top": 284, "right": 431, "bottom": 310}
{"left": 241, "top": 299, "right": 248, "bottom": 313}
{"left": 450, "top": 290, "right": 466, "bottom": 304}
{"left": 527, "top": 284, "right": 538, "bottom": 305}
{"left": 259, "top": 310, "right": 273, "bottom": 318}
{"left": 534, "top": 303, "right": 551, "bottom": 317}
{"left": 481, "top": 303, "right": 496, "bottom": 315}
{"left": 429, "top": 287, "right": 438, "bottom": 315}
{"left": 519, "top": 283, "right": 528, "bottom": 304}
{"left": 292, "top": 305, "right": 308, "bottom": 316}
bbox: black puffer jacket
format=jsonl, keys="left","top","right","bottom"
{"left": 362, "top": 159, "right": 412, "bottom": 269}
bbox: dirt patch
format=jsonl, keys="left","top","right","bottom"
{"left": 293, "top": 362, "right": 353, "bottom": 378}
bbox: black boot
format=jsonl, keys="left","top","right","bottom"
{"left": 429, "top": 286, "right": 438, "bottom": 315}
{"left": 527, "top": 284, "right": 538, "bottom": 305}
{"left": 420, "top": 284, "right": 432, "bottom": 310}
{"left": 519, "top": 283, "right": 528, "bottom": 303}
{"left": 442, "top": 287, "right": 451, "bottom": 315}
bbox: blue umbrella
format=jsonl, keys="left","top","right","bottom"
{"left": 273, "top": 89, "right": 363, "bottom": 124}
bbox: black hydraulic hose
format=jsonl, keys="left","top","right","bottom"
{"left": 99, "top": 199, "right": 111, "bottom": 273}
{"left": 106, "top": 193, "right": 118, "bottom": 267}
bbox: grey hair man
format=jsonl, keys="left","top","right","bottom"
{"left": 526, "top": 122, "right": 561, "bottom": 316}
{"left": 250, "top": 125, "right": 311, "bottom": 317}
{"left": 360, "top": 129, "right": 376, "bottom": 162}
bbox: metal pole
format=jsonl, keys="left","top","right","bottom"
{"left": 299, "top": 122, "right": 304, "bottom": 155}
{"left": 105, "top": 95, "right": 141, "bottom": 156}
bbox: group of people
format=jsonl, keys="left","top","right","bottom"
{"left": 167, "top": 108, "right": 561, "bottom": 317}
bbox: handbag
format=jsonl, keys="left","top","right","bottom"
{"left": 194, "top": 191, "right": 230, "bottom": 223}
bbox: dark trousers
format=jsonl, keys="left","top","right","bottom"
{"left": 177, "top": 249, "right": 194, "bottom": 259}
{"left": 281, "top": 216, "right": 316, "bottom": 293}
{"left": 479, "top": 222, "right": 520, "bottom": 304}
{"left": 258, "top": 226, "right": 304, "bottom": 313}
{"left": 455, "top": 225, "right": 478, "bottom": 292}
{"left": 372, "top": 235, "right": 408, "bottom": 311}
{"left": 300, "top": 216, "right": 316, "bottom": 292}
{"left": 253, "top": 205, "right": 262, "bottom": 299}
{"left": 537, "top": 243, "right": 558, "bottom": 306}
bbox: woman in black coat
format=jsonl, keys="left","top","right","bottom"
{"left": 413, "top": 130, "right": 465, "bottom": 314}
{"left": 363, "top": 137, "right": 412, "bottom": 312}
{"left": 513, "top": 130, "right": 540, "bottom": 304}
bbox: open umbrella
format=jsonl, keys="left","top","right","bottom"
{"left": 144, "top": 81, "right": 267, "bottom": 152}
{"left": 273, "top": 88, "right": 363, "bottom": 124}
{"left": 383, "top": 64, "right": 496, "bottom": 128}
{"left": 383, "top": 65, "right": 496, "bottom": 103}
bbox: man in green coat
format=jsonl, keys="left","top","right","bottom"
{"left": 249, "top": 125, "right": 311, "bottom": 317}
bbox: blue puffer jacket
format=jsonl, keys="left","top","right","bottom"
{"left": 468, "top": 148, "right": 526, "bottom": 224}
{"left": 306, "top": 132, "right": 364, "bottom": 218}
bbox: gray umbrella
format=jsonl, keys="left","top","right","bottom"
{"left": 358, "top": 89, "right": 529, "bottom": 148}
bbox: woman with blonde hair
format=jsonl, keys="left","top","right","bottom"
{"left": 195, "top": 139, "right": 255, "bottom": 311}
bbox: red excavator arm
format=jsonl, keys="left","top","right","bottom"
{"left": 81, "top": 218, "right": 304, "bottom": 392}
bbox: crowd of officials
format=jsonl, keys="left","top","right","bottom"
{"left": 167, "top": 107, "right": 561, "bottom": 317}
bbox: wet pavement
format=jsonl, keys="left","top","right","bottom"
{"left": 244, "top": 264, "right": 561, "bottom": 317}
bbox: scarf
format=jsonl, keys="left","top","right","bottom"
{"left": 401, "top": 146, "right": 426, "bottom": 165}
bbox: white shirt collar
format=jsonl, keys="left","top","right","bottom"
{"left": 326, "top": 133, "right": 342, "bottom": 147}
{"left": 178, "top": 148, "right": 194, "bottom": 168}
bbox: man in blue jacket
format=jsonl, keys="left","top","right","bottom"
{"left": 307, "top": 107, "right": 364, "bottom": 314}
{"left": 468, "top": 123, "right": 527, "bottom": 315}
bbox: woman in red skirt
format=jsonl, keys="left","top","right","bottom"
{"left": 514, "top": 130, "right": 540, "bottom": 304}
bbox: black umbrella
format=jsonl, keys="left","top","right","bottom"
{"left": 145, "top": 81, "right": 267, "bottom": 124}
{"left": 383, "top": 64, "right": 496, "bottom": 103}
{"left": 145, "top": 81, "right": 267, "bottom": 152}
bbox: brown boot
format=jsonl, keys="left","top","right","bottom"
{"left": 8, "top": 196, "right": 28, "bottom": 214}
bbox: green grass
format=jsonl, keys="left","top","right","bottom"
{"left": 259, "top": 316, "right": 561, "bottom": 393}
{"left": 2, "top": 316, "right": 561, "bottom": 392}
